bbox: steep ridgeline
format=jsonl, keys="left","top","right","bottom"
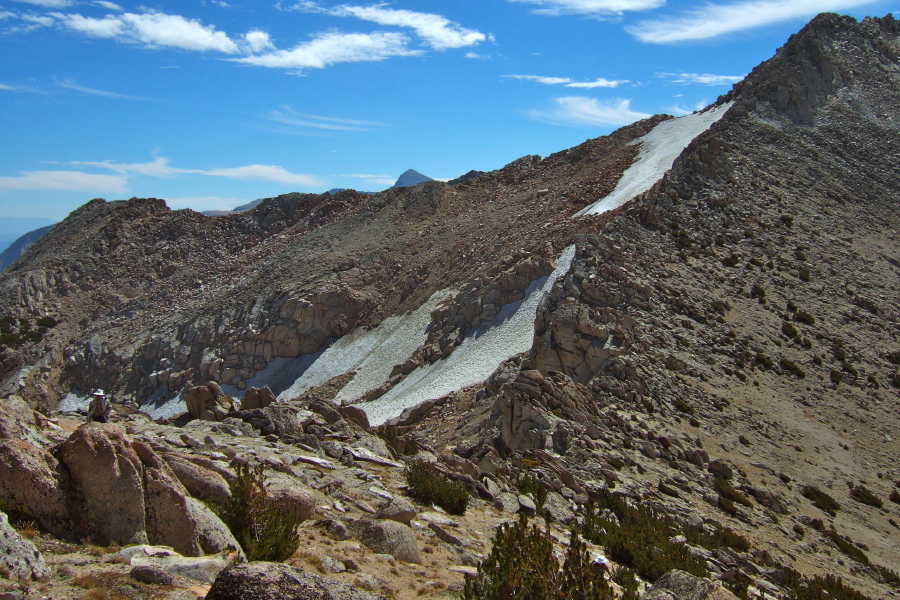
{"left": 0, "top": 117, "right": 662, "bottom": 409}
{"left": 399, "top": 13, "right": 898, "bottom": 598}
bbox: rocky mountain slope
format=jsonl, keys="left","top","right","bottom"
{"left": 0, "top": 11, "right": 898, "bottom": 600}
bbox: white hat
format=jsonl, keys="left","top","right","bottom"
{"left": 93, "top": 389, "right": 105, "bottom": 396}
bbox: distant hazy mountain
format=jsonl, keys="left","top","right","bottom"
{"left": 201, "top": 199, "right": 263, "bottom": 217}
{"left": 0, "top": 224, "right": 55, "bottom": 272}
{"left": 0, "top": 217, "right": 56, "bottom": 255}
{"left": 391, "top": 169, "right": 434, "bottom": 188}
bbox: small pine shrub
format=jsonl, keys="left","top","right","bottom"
{"left": 404, "top": 459, "right": 469, "bottom": 515}
{"left": 849, "top": 485, "right": 883, "bottom": 508}
{"left": 780, "top": 358, "right": 806, "bottom": 378}
{"left": 213, "top": 463, "right": 302, "bottom": 561}
{"left": 755, "top": 353, "right": 774, "bottom": 369}
{"left": 782, "top": 322, "right": 799, "bottom": 338}
{"left": 750, "top": 284, "right": 766, "bottom": 299}
{"left": 516, "top": 473, "right": 548, "bottom": 511}
{"left": 463, "top": 517, "right": 611, "bottom": 600}
{"left": 830, "top": 370, "right": 843, "bottom": 385}
{"left": 801, "top": 485, "right": 841, "bottom": 517}
{"left": 721, "top": 255, "right": 739, "bottom": 268}
{"left": 890, "top": 488, "right": 900, "bottom": 504}
{"left": 779, "top": 569, "right": 872, "bottom": 600}
{"left": 824, "top": 529, "right": 868, "bottom": 565}
{"left": 794, "top": 310, "right": 816, "bottom": 325}
{"left": 581, "top": 493, "right": 708, "bottom": 583}
{"left": 673, "top": 398, "right": 694, "bottom": 414}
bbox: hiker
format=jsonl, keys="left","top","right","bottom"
{"left": 87, "top": 389, "right": 112, "bottom": 423}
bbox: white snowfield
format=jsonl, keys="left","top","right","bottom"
{"left": 133, "top": 104, "right": 730, "bottom": 424}
{"left": 575, "top": 102, "right": 732, "bottom": 217}
{"left": 359, "top": 245, "right": 575, "bottom": 426}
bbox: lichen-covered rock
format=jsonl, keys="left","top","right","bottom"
{"left": 206, "top": 562, "right": 386, "bottom": 600}
{"left": 0, "top": 510, "right": 49, "bottom": 580}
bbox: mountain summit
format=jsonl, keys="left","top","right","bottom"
{"left": 391, "top": 169, "right": 434, "bottom": 188}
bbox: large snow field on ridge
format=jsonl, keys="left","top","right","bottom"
{"left": 575, "top": 103, "right": 733, "bottom": 217}
{"left": 359, "top": 245, "right": 575, "bottom": 426}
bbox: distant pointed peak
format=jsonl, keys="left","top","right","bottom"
{"left": 392, "top": 169, "right": 434, "bottom": 188}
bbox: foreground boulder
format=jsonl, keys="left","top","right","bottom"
{"left": 645, "top": 570, "right": 740, "bottom": 600}
{"left": 206, "top": 562, "right": 385, "bottom": 600}
{"left": 0, "top": 510, "right": 49, "bottom": 580}
{"left": 0, "top": 438, "right": 73, "bottom": 540}
{"left": 239, "top": 386, "right": 275, "bottom": 410}
{"left": 346, "top": 518, "right": 420, "bottom": 563}
{"left": 58, "top": 423, "right": 232, "bottom": 554}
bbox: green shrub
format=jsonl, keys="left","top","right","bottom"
{"left": 404, "top": 459, "right": 469, "bottom": 515}
{"left": 721, "top": 255, "right": 739, "bottom": 267}
{"left": 35, "top": 316, "right": 57, "bottom": 328}
{"left": 780, "top": 358, "right": 806, "bottom": 378}
{"left": 755, "top": 353, "right": 774, "bottom": 369}
{"left": 830, "top": 370, "right": 843, "bottom": 385}
{"left": 673, "top": 398, "right": 694, "bottom": 414}
{"left": 516, "top": 473, "right": 548, "bottom": 512}
{"left": 782, "top": 322, "right": 799, "bottom": 338}
{"left": 794, "top": 310, "right": 816, "bottom": 325}
{"left": 750, "top": 284, "right": 766, "bottom": 299}
{"left": 779, "top": 568, "right": 872, "bottom": 600}
{"left": 801, "top": 485, "right": 841, "bottom": 517}
{"left": 582, "top": 493, "right": 708, "bottom": 583}
{"left": 849, "top": 485, "right": 883, "bottom": 508}
{"left": 824, "top": 529, "right": 868, "bottom": 565}
{"left": 890, "top": 488, "right": 900, "bottom": 504}
{"left": 463, "top": 517, "right": 611, "bottom": 600}
{"left": 213, "top": 463, "right": 302, "bottom": 562}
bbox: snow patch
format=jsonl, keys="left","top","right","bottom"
{"left": 575, "top": 103, "right": 732, "bottom": 217}
{"left": 359, "top": 245, "right": 576, "bottom": 426}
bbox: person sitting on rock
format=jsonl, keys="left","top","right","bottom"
{"left": 87, "top": 389, "right": 111, "bottom": 423}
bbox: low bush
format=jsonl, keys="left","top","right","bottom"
{"left": 824, "top": 529, "right": 868, "bottom": 565}
{"left": 516, "top": 473, "right": 548, "bottom": 512}
{"left": 463, "top": 516, "right": 611, "bottom": 600}
{"left": 801, "top": 485, "right": 841, "bottom": 517}
{"left": 404, "top": 459, "right": 469, "bottom": 515}
{"left": 794, "top": 310, "right": 816, "bottom": 325}
{"left": 780, "top": 358, "right": 806, "bottom": 378}
{"left": 213, "top": 463, "right": 302, "bottom": 562}
{"left": 581, "top": 493, "right": 708, "bottom": 582}
{"left": 849, "top": 485, "right": 883, "bottom": 508}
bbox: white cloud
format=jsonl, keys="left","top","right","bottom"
{"left": 627, "top": 0, "right": 877, "bottom": 43}
{"left": 666, "top": 99, "right": 709, "bottom": 115}
{"left": 343, "top": 173, "right": 395, "bottom": 185}
{"left": 268, "top": 106, "right": 383, "bottom": 131}
{"left": 70, "top": 155, "right": 321, "bottom": 186}
{"left": 234, "top": 31, "right": 419, "bottom": 71}
{"left": 661, "top": 72, "right": 745, "bottom": 85}
{"left": 242, "top": 29, "right": 274, "bottom": 53}
{"left": 202, "top": 165, "right": 321, "bottom": 186}
{"left": 506, "top": 74, "right": 574, "bottom": 85}
{"left": 507, "top": 0, "right": 664, "bottom": 17}
{"left": 93, "top": 1, "right": 123, "bottom": 10}
{"left": 11, "top": 0, "right": 74, "bottom": 7}
{"left": 529, "top": 96, "right": 651, "bottom": 127}
{"left": 58, "top": 11, "right": 241, "bottom": 53}
{"left": 55, "top": 76, "right": 150, "bottom": 100}
{"left": 506, "top": 74, "right": 628, "bottom": 88}
{"left": 0, "top": 170, "right": 128, "bottom": 193}
{"left": 0, "top": 11, "right": 14, "bottom": 20}
{"left": 325, "top": 4, "right": 488, "bottom": 50}
{"left": 464, "top": 51, "right": 490, "bottom": 60}
{"left": 566, "top": 77, "right": 628, "bottom": 88}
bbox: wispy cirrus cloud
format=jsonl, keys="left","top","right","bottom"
{"left": 627, "top": 0, "right": 878, "bottom": 43}
{"left": 268, "top": 106, "right": 383, "bottom": 132}
{"left": 529, "top": 96, "right": 651, "bottom": 127}
{"left": 54, "top": 76, "right": 151, "bottom": 100}
{"left": 0, "top": 170, "right": 128, "bottom": 193}
{"left": 234, "top": 31, "right": 419, "bottom": 71}
{"left": 68, "top": 155, "right": 323, "bottom": 186}
{"left": 93, "top": 1, "right": 122, "bottom": 10}
{"left": 342, "top": 173, "right": 396, "bottom": 186}
{"left": 506, "top": 74, "right": 629, "bottom": 88}
{"left": 11, "top": 0, "right": 73, "bottom": 7}
{"left": 667, "top": 98, "right": 710, "bottom": 116}
{"left": 507, "top": 0, "right": 664, "bottom": 17}
{"left": 295, "top": 2, "right": 490, "bottom": 50}
{"left": 661, "top": 72, "right": 745, "bottom": 85}
{"left": 0, "top": 82, "right": 48, "bottom": 94}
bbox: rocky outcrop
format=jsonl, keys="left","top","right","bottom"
{"left": 0, "top": 438, "right": 73, "bottom": 540}
{"left": 206, "top": 562, "right": 386, "bottom": 600}
{"left": 163, "top": 452, "right": 232, "bottom": 505}
{"left": 184, "top": 381, "right": 234, "bottom": 421}
{"left": 239, "top": 385, "right": 275, "bottom": 410}
{"left": 57, "top": 423, "right": 231, "bottom": 555}
{"left": 346, "top": 518, "right": 420, "bottom": 563}
{"left": 645, "top": 570, "right": 740, "bottom": 600}
{"left": 0, "top": 510, "right": 49, "bottom": 580}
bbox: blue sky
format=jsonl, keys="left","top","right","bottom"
{"left": 0, "top": 0, "right": 893, "bottom": 220}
